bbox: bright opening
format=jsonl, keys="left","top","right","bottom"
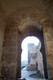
{"left": 21, "top": 36, "right": 44, "bottom": 79}
{"left": 21, "top": 36, "right": 40, "bottom": 62}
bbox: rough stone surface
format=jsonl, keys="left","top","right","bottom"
{"left": 1, "top": 24, "right": 19, "bottom": 79}
{"left": 0, "top": 0, "right": 53, "bottom": 80}
{"left": 44, "top": 26, "right": 53, "bottom": 80}
{"left": 28, "top": 64, "right": 38, "bottom": 71}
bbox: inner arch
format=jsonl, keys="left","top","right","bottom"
{"left": 21, "top": 36, "right": 41, "bottom": 62}
{"left": 21, "top": 36, "right": 45, "bottom": 79}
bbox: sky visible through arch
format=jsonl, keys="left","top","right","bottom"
{"left": 21, "top": 36, "right": 40, "bottom": 62}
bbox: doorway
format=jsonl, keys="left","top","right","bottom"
{"left": 21, "top": 36, "right": 44, "bottom": 79}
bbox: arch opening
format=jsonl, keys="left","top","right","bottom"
{"left": 21, "top": 36, "right": 45, "bottom": 79}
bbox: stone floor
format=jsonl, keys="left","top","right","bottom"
{"left": 26, "top": 78, "right": 48, "bottom": 80}
{"left": 17, "top": 78, "right": 47, "bottom": 80}
{"left": 21, "top": 71, "right": 37, "bottom": 78}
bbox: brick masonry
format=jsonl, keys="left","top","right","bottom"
{"left": 1, "top": 12, "right": 53, "bottom": 80}
{"left": 1, "top": 21, "right": 19, "bottom": 79}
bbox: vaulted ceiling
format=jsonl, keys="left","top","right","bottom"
{"left": 0, "top": 0, "right": 53, "bottom": 19}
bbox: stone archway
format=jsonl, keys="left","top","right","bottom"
{"left": 1, "top": 16, "right": 49, "bottom": 80}
{"left": 17, "top": 17, "right": 49, "bottom": 79}
{"left": 16, "top": 17, "right": 43, "bottom": 78}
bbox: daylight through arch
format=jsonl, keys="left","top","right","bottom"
{"left": 21, "top": 36, "right": 44, "bottom": 79}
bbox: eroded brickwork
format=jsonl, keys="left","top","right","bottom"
{"left": 1, "top": 21, "right": 19, "bottom": 80}
{"left": 44, "top": 26, "right": 53, "bottom": 80}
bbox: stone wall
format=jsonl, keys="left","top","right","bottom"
{"left": 44, "top": 26, "right": 53, "bottom": 80}
{"left": 0, "top": 0, "right": 53, "bottom": 79}
{"left": 0, "top": 12, "right": 5, "bottom": 76}
{"left": 0, "top": 16, "right": 50, "bottom": 79}
{"left": 1, "top": 20, "right": 20, "bottom": 80}
{"left": 1, "top": 15, "right": 53, "bottom": 80}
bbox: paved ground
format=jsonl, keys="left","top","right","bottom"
{"left": 26, "top": 78, "right": 47, "bottom": 80}
{"left": 21, "top": 71, "right": 37, "bottom": 78}
{"left": 19, "top": 77, "right": 46, "bottom": 80}
{"left": 21, "top": 69, "right": 46, "bottom": 80}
